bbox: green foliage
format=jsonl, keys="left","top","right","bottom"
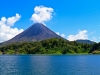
{"left": 6, "top": 49, "right": 15, "bottom": 54}
{"left": 0, "top": 38, "right": 98, "bottom": 54}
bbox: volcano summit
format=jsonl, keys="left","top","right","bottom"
{"left": 3, "top": 23, "right": 62, "bottom": 44}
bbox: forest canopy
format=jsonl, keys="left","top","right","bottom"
{"left": 0, "top": 38, "right": 99, "bottom": 54}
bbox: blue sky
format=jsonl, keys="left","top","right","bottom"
{"left": 0, "top": 0, "right": 100, "bottom": 42}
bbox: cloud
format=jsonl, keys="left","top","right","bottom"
{"left": 56, "top": 32, "right": 65, "bottom": 37}
{"left": 91, "top": 36, "right": 98, "bottom": 43}
{"left": 61, "top": 34, "right": 65, "bottom": 37}
{"left": 92, "top": 36, "right": 97, "bottom": 42}
{"left": 89, "top": 31, "right": 95, "bottom": 35}
{"left": 90, "top": 36, "right": 98, "bottom": 42}
{"left": 1, "top": 13, "right": 21, "bottom": 26}
{"left": 31, "top": 5, "right": 54, "bottom": 24}
{"left": 67, "top": 30, "right": 88, "bottom": 41}
{"left": 0, "top": 13, "right": 24, "bottom": 43}
{"left": 56, "top": 32, "right": 60, "bottom": 35}
{"left": 6, "top": 13, "right": 21, "bottom": 26}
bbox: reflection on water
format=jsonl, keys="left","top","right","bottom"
{"left": 0, "top": 55, "right": 100, "bottom": 75}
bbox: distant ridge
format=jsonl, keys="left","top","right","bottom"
{"left": 2, "top": 23, "right": 62, "bottom": 45}
{"left": 76, "top": 39, "right": 95, "bottom": 44}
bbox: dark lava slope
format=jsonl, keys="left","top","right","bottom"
{"left": 4, "top": 23, "right": 62, "bottom": 44}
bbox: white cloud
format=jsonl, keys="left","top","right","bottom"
{"left": 56, "top": 32, "right": 65, "bottom": 37}
{"left": 1, "top": 17, "right": 7, "bottom": 23}
{"left": 89, "top": 31, "right": 95, "bottom": 35}
{"left": 90, "top": 37, "right": 98, "bottom": 43}
{"left": 56, "top": 32, "right": 60, "bottom": 35}
{"left": 0, "top": 13, "right": 24, "bottom": 43}
{"left": 61, "top": 34, "right": 65, "bottom": 37}
{"left": 31, "top": 5, "right": 54, "bottom": 24}
{"left": 92, "top": 36, "right": 97, "bottom": 42}
{"left": 67, "top": 30, "right": 88, "bottom": 41}
{"left": 6, "top": 13, "right": 21, "bottom": 26}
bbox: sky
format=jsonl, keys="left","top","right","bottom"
{"left": 0, "top": 0, "right": 100, "bottom": 42}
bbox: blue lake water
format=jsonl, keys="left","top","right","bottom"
{"left": 0, "top": 55, "right": 100, "bottom": 75}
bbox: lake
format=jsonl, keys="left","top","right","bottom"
{"left": 0, "top": 55, "right": 100, "bottom": 75}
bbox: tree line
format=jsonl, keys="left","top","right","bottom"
{"left": 0, "top": 38, "right": 100, "bottom": 54}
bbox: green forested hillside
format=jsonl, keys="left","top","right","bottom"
{"left": 0, "top": 38, "right": 99, "bottom": 54}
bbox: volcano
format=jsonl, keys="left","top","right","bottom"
{"left": 3, "top": 23, "right": 62, "bottom": 44}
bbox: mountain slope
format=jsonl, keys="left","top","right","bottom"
{"left": 3, "top": 23, "right": 62, "bottom": 44}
